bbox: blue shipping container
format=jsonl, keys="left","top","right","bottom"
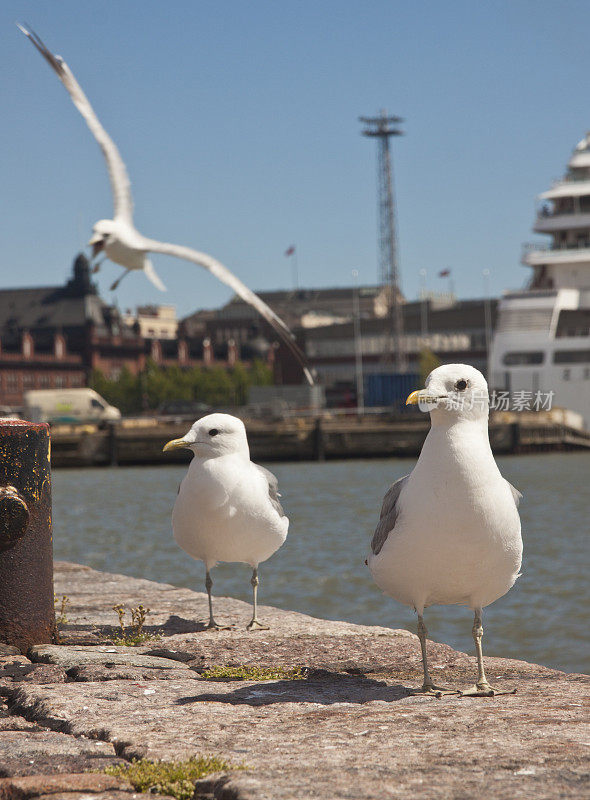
{"left": 365, "top": 373, "right": 420, "bottom": 409}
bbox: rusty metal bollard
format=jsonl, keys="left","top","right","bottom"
{"left": 0, "top": 420, "right": 56, "bottom": 652}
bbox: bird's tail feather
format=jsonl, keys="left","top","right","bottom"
{"left": 144, "top": 259, "right": 166, "bottom": 292}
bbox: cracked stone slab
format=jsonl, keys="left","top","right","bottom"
{"left": 28, "top": 647, "right": 191, "bottom": 672}
{"left": 0, "top": 648, "right": 20, "bottom": 659}
{"left": 3, "top": 562, "right": 582, "bottom": 800}
{"left": 34, "top": 794, "right": 165, "bottom": 800}
{"left": 4, "top": 672, "right": 588, "bottom": 800}
{"left": 0, "top": 729, "right": 122, "bottom": 777}
{"left": 66, "top": 665, "right": 199, "bottom": 682}
{"left": 194, "top": 774, "right": 267, "bottom": 800}
{"left": 0, "top": 659, "right": 33, "bottom": 690}
{"left": 0, "top": 700, "right": 43, "bottom": 734}
{"left": 1, "top": 661, "right": 67, "bottom": 690}
{"left": 53, "top": 561, "right": 411, "bottom": 640}
{"left": 0, "top": 772, "right": 131, "bottom": 799}
{"left": 47, "top": 563, "right": 563, "bottom": 684}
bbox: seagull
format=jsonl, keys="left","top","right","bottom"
{"left": 367, "top": 364, "right": 523, "bottom": 697}
{"left": 163, "top": 413, "right": 288, "bottom": 631}
{"left": 18, "top": 25, "right": 314, "bottom": 386}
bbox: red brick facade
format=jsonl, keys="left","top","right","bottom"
{"left": 0, "top": 254, "right": 272, "bottom": 408}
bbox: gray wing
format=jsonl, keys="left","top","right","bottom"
{"left": 506, "top": 480, "right": 522, "bottom": 508}
{"left": 371, "top": 475, "right": 409, "bottom": 556}
{"left": 255, "top": 464, "right": 285, "bottom": 517}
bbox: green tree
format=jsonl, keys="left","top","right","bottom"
{"left": 419, "top": 348, "right": 441, "bottom": 386}
{"left": 248, "top": 359, "right": 273, "bottom": 387}
{"left": 89, "top": 367, "right": 139, "bottom": 414}
{"left": 90, "top": 358, "right": 275, "bottom": 415}
{"left": 230, "top": 362, "right": 250, "bottom": 405}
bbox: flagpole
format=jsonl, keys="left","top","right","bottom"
{"left": 285, "top": 245, "right": 298, "bottom": 290}
{"left": 483, "top": 269, "right": 492, "bottom": 380}
{"left": 292, "top": 249, "right": 299, "bottom": 290}
{"left": 419, "top": 268, "right": 428, "bottom": 338}
{"left": 352, "top": 269, "right": 364, "bottom": 415}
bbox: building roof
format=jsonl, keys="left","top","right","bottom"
{"left": 226, "top": 285, "right": 387, "bottom": 304}
{"left": 182, "top": 284, "right": 401, "bottom": 330}
{"left": 0, "top": 286, "right": 106, "bottom": 331}
{"left": 220, "top": 284, "right": 396, "bottom": 312}
{"left": 0, "top": 254, "right": 105, "bottom": 332}
{"left": 302, "top": 298, "right": 497, "bottom": 341}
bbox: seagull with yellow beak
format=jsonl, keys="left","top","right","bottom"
{"left": 367, "top": 364, "right": 522, "bottom": 696}
{"left": 164, "top": 413, "right": 288, "bottom": 631}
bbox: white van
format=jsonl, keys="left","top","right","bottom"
{"left": 23, "top": 389, "right": 121, "bottom": 425}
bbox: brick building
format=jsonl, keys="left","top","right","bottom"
{"left": 181, "top": 284, "right": 403, "bottom": 385}
{"left": 181, "top": 285, "right": 497, "bottom": 389}
{"left": 182, "top": 284, "right": 398, "bottom": 344}
{"left": 122, "top": 304, "right": 178, "bottom": 339}
{"left": 299, "top": 297, "right": 498, "bottom": 388}
{"left": 0, "top": 254, "right": 259, "bottom": 408}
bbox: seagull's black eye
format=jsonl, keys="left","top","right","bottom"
{"left": 208, "top": 428, "right": 219, "bottom": 437}
{"left": 455, "top": 379, "right": 468, "bottom": 392}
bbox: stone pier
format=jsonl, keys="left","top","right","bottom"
{"left": 0, "top": 561, "right": 587, "bottom": 799}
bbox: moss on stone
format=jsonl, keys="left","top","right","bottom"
{"left": 102, "top": 756, "right": 231, "bottom": 799}
{"left": 110, "top": 631, "right": 161, "bottom": 646}
{"left": 201, "top": 665, "right": 307, "bottom": 681}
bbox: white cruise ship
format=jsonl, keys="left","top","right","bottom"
{"left": 490, "top": 132, "right": 590, "bottom": 428}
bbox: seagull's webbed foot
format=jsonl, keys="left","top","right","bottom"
{"left": 204, "top": 619, "right": 231, "bottom": 632}
{"left": 460, "top": 681, "right": 517, "bottom": 698}
{"left": 246, "top": 617, "right": 270, "bottom": 632}
{"left": 410, "top": 683, "right": 460, "bottom": 698}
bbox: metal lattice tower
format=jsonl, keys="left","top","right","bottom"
{"left": 359, "top": 110, "right": 407, "bottom": 372}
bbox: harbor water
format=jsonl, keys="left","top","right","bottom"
{"left": 52, "top": 452, "right": 589, "bottom": 674}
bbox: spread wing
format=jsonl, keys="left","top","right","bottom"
{"left": 142, "top": 238, "right": 314, "bottom": 385}
{"left": 255, "top": 464, "right": 285, "bottom": 518}
{"left": 506, "top": 480, "right": 522, "bottom": 508}
{"left": 371, "top": 475, "right": 409, "bottom": 556}
{"left": 18, "top": 24, "right": 134, "bottom": 224}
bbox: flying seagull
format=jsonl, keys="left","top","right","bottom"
{"left": 367, "top": 364, "right": 523, "bottom": 697}
{"left": 163, "top": 413, "right": 288, "bottom": 630}
{"left": 18, "top": 24, "right": 314, "bottom": 385}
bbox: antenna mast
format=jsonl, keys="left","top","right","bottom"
{"left": 359, "top": 109, "right": 407, "bottom": 372}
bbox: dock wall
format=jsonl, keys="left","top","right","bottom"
{"left": 47, "top": 415, "right": 590, "bottom": 467}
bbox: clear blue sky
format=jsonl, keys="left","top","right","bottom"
{"left": 2, "top": 1, "right": 589, "bottom": 317}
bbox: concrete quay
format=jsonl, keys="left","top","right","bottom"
{"left": 49, "top": 412, "right": 590, "bottom": 467}
{"left": 0, "top": 561, "right": 587, "bottom": 799}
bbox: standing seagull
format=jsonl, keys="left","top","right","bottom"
{"left": 163, "top": 413, "right": 288, "bottom": 630}
{"left": 18, "top": 25, "right": 313, "bottom": 385}
{"left": 367, "top": 364, "right": 523, "bottom": 696}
